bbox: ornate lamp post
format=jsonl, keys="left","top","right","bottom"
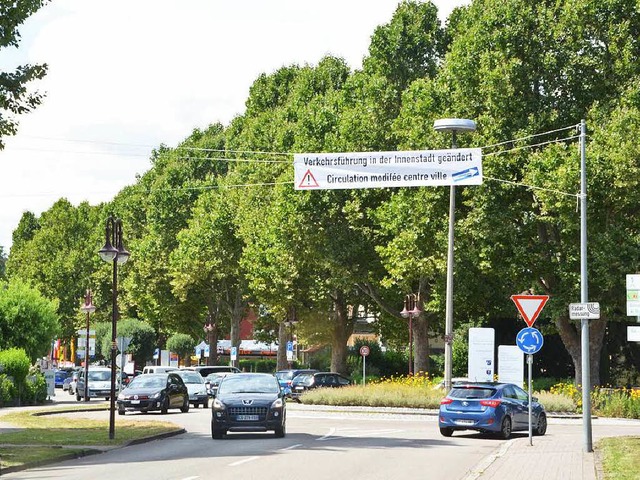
{"left": 98, "top": 216, "right": 130, "bottom": 440}
{"left": 79, "top": 289, "right": 96, "bottom": 402}
{"left": 400, "top": 294, "right": 421, "bottom": 375}
{"left": 204, "top": 315, "right": 215, "bottom": 366}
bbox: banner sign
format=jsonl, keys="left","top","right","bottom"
{"left": 294, "top": 148, "right": 482, "bottom": 190}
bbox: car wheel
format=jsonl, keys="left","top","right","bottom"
{"left": 439, "top": 427, "right": 454, "bottom": 437}
{"left": 534, "top": 412, "right": 547, "bottom": 436}
{"left": 160, "top": 397, "right": 169, "bottom": 414}
{"left": 499, "top": 416, "right": 512, "bottom": 439}
{"left": 76, "top": 392, "right": 81, "bottom": 402}
{"left": 275, "top": 421, "right": 286, "bottom": 438}
{"left": 211, "top": 420, "right": 225, "bottom": 439}
{"left": 180, "top": 397, "right": 190, "bottom": 413}
{"left": 118, "top": 407, "right": 125, "bottom": 416}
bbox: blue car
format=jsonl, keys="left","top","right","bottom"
{"left": 438, "top": 382, "right": 547, "bottom": 439}
{"left": 54, "top": 369, "right": 70, "bottom": 388}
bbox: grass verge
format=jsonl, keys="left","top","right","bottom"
{"left": 0, "top": 407, "right": 182, "bottom": 471}
{"left": 598, "top": 436, "right": 640, "bottom": 480}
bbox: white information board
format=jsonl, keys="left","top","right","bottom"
{"left": 628, "top": 326, "right": 640, "bottom": 342}
{"left": 294, "top": 149, "right": 482, "bottom": 190}
{"left": 468, "top": 328, "right": 495, "bottom": 382}
{"left": 498, "top": 345, "right": 524, "bottom": 388}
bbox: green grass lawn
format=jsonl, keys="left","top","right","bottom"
{"left": 0, "top": 407, "right": 182, "bottom": 472}
{"left": 598, "top": 437, "right": 640, "bottom": 480}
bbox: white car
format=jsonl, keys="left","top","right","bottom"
{"left": 76, "top": 367, "right": 113, "bottom": 401}
{"left": 175, "top": 370, "right": 209, "bottom": 408}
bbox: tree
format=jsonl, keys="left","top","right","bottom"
{"left": 0, "top": 246, "right": 6, "bottom": 280}
{"left": 0, "top": 279, "right": 59, "bottom": 361}
{"left": 0, "top": 0, "right": 50, "bottom": 148}
{"left": 166, "top": 333, "right": 196, "bottom": 367}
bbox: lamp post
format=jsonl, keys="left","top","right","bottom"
{"left": 79, "top": 289, "right": 96, "bottom": 402}
{"left": 433, "top": 118, "right": 476, "bottom": 392}
{"left": 400, "top": 294, "right": 421, "bottom": 375}
{"left": 98, "top": 216, "right": 130, "bottom": 440}
{"left": 204, "top": 316, "right": 215, "bottom": 366}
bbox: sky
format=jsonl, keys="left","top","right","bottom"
{"left": 0, "top": 0, "right": 468, "bottom": 252}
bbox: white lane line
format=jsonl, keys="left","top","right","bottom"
{"left": 317, "top": 427, "right": 336, "bottom": 441}
{"left": 463, "top": 440, "right": 514, "bottom": 480}
{"left": 180, "top": 477, "right": 199, "bottom": 480}
{"left": 279, "top": 444, "right": 302, "bottom": 451}
{"left": 228, "top": 456, "right": 260, "bottom": 467}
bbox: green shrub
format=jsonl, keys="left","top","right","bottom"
{"left": 21, "top": 374, "right": 47, "bottom": 405}
{"left": 0, "top": 348, "right": 31, "bottom": 384}
{"left": 239, "top": 359, "right": 276, "bottom": 373}
{"left": 0, "top": 374, "right": 17, "bottom": 407}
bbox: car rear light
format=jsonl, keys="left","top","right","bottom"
{"left": 480, "top": 399, "right": 501, "bottom": 408}
{"left": 440, "top": 398, "right": 453, "bottom": 405}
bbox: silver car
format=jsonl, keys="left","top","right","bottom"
{"left": 176, "top": 370, "right": 209, "bottom": 408}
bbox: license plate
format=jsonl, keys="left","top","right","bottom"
{"left": 236, "top": 415, "right": 259, "bottom": 421}
{"left": 295, "top": 387, "right": 304, "bottom": 390}
{"left": 130, "top": 400, "right": 140, "bottom": 405}
{"left": 456, "top": 419, "right": 475, "bottom": 425}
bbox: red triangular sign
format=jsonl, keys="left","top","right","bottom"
{"left": 511, "top": 295, "right": 549, "bottom": 327}
{"left": 298, "top": 169, "right": 319, "bottom": 188}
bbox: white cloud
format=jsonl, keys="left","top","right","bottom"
{"left": 0, "top": 0, "right": 468, "bottom": 252}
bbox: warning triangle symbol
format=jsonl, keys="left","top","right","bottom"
{"left": 511, "top": 295, "right": 549, "bottom": 327}
{"left": 298, "top": 169, "right": 319, "bottom": 189}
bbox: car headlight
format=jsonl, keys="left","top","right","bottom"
{"left": 117, "top": 392, "right": 125, "bottom": 400}
{"left": 271, "top": 398, "right": 283, "bottom": 409}
{"left": 151, "top": 391, "right": 162, "bottom": 399}
{"left": 212, "top": 398, "right": 226, "bottom": 410}
{"left": 197, "top": 389, "right": 206, "bottom": 395}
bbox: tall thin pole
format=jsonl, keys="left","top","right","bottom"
{"left": 443, "top": 131, "right": 458, "bottom": 392}
{"left": 580, "top": 119, "right": 593, "bottom": 452}
{"left": 409, "top": 313, "right": 413, "bottom": 375}
{"left": 84, "top": 307, "right": 90, "bottom": 402}
{"left": 109, "top": 256, "right": 118, "bottom": 440}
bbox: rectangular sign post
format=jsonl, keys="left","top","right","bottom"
{"left": 569, "top": 303, "right": 600, "bottom": 320}
{"left": 294, "top": 149, "right": 482, "bottom": 190}
{"left": 468, "top": 328, "right": 494, "bottom": 382}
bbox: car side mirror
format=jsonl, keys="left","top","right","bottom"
{"left": 532, "top": 396, "right": 538, "bottom": 402}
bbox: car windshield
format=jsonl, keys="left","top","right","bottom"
{"left": 178, "top": 372, "right": 203, "bottom": 384}
{"left": 218, "top": 375, "right": 278, "bottom": 394}
{"left": 128, "top": 376, "right": 166, "bottom": 388}
{"left": 275, "top": 372, "right": 294, "bottom": 381}
{"left": 450, "top": 387, "right": 495, "bottom": 399}
{"left": 293, "top": 374, "right": 313, "bottom": 385}
{"left": 87, "top": 371, "right": 111, "bottom": 381}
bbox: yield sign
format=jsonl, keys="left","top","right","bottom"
{"left": 298, "top": 169, "right": 319, "bottom": 189}
{"left": 511, "top": 295, "right": 549, "bottom": 327}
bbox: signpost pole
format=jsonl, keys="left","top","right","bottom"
{"left": 362, "top": 354, "right": 366, "bottom": 386}
{"left": 528, "top": 354, "right": 533, "bottom": 446}
{"left": 580, "top": 119, "right": 593, "bottom": 453}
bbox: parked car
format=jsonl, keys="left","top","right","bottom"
{"left": 204, "top": 372, "right": 235, "bottom": 397}
{"left": 63, "top": 371, "right": 79, "bottom": 395}
{"left": 117, "top": 372, "right": 190, "bottom": 415}
{"left": 54, "top": 369, "right": 70, "bottom": 389}
{"left": 275, "top": 369, "right": 318, "bottom": 396}
{"left": 175, "top": 370, "right": 209, "bottom": 408}
{"left": 190, "top": 365, "right": 241, "bottom": 378}
{"left": 290, "top": 372, "right": 351, "bottom": 401}
{"left": 75, "top": 367, "right": 114, "bottom": 401}
{"left": 210, "top": 373, "right": 286, "bottom": 439}
{"left": 438, "top": 382, "right": 547, "bottom": 439}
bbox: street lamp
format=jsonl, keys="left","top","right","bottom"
{"left": 98, "top": 216, "right": 130, "bottom": 440}
{"left": 400, "top": 294, "right": 421, "bottom": 375}
{"left": 434, "top": 118, "right": 476, "bottom": 392}
{"left": 79, "top": 289, "right": 96, "bottom": 403}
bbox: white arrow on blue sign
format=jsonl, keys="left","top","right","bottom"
{"left": 516, "top": 327, "right": 544, "bottom": 354}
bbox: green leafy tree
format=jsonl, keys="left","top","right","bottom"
{"left": 0, "top": 246, "right": 6, "bottom": 280}
{"left": 0, "top": 0, "right": 50, "bottom": 148}
{"left": 166, "top": 333, "right": 196, "bottom": 367}
{"left": 0, "top": 279, "right": 59, "bottom": 360}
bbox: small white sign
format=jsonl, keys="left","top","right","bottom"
{"left": 498, "top": 345, "right": 524, "bottom": 388}
{"left": 569, "top": 302, "right": 600, "bottom": 319}
{"left": 468, "top": 328, "right": 495, "bottom": 382}
{"left": 628, "top": 326, "right": 640, "bottom": 342}
{"left": 627, "top": 301, "right": 640, "bottom": 317}
{"left": 230, "top": 347, "right": 237, "bottom": 361}
{"left": 627, "top": 274, "right": 640, "bottom": 290}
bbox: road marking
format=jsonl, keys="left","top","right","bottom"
{"left": 229, "top": 456, "right": 260, "bottom": 467}
{"left": 463, "top": 440, "right": 514, "bottom": 480}
{"left": 180, "top": 477, "right": 200, "bottom": 480}
{"left": 317, "top": 427, "right": 336, "bottom": 441}
{"left": 279, "top": 444, "right": 302, "bottom": 451}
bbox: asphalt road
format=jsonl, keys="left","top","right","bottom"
{"left": 2, "top": 400, "right": 504, "bottom": 480}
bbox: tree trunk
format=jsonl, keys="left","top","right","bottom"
{"left": 413, "top": 314, "right": 430, "bottom": 375}
{"left": 230, "top": 290, "right": 243, "bottom": 369}
{"left": 331, "top": 290, "right": 354, "bottom": 375}
{"left": 556, "top": 314, "right": 606, "bottom": 387}
{"left": 277, "top": 321, "right": 289, "bottom": 371}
